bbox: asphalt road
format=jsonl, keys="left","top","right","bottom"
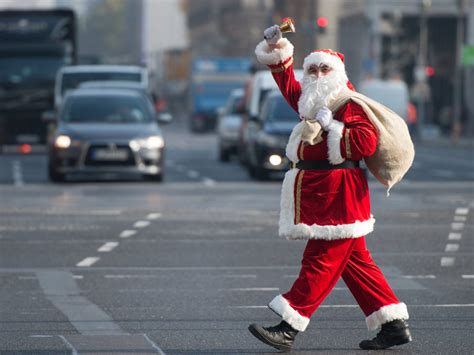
{"left": 0, "top": 121, "right": 473, "bottom": 354}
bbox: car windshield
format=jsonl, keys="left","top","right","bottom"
{"left": 62, "top": 95, "right": 151, "bottom": 123}
{"left": 61, "top": 72, "right": 142, "bottom": 94}
{"left": 266, "top": 96, "right": 299, "bottom": 122}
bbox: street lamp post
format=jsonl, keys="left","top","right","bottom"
{"left": 452, "top": 0, "right": 467, "bottom": 140}
{"left": 414, "top": 0, "right": 431, "bottom": 139}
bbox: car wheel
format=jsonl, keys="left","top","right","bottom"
{"left": 143, "top": 173, "right": 163, "bottom": 182}
{"left": 219, "top": 148, "right": 230, "bottom": 162}
{"left": 48, "top": 164, "right": 65, "bottom": 182}
{"left": 254, "top": 166, "right": 269, "bottom": 181}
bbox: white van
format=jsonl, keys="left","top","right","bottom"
{"left": 54, "top": 65, "right": 148, "bottom": 108}
{"left": 246, "top": 69, "right": 303, "bottom": 120}
{"left": 358, "top": 78, "right": 409, "bottom": 121}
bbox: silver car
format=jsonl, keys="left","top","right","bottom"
{"left": 47, "top": 87, "right": 168, "bottom": 182}
{"left": 217, "top": 88, "right": 245, "bottom": 162}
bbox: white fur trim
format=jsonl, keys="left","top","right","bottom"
{"left": 268, "top": 294, "right": 310, "bottom": 332}
{"left": 285, "top": 121, "right": 304, "bottom": 163}
{"left": 327, "top": 120, "right": 345, "bottom": 165}
{"left": 278, "top": 168, "right": 375, "bottom": 240}
{"left": 366, "top": 303, "right": 409, "bottom": 331}
{"left": 255, "top": 38, "right": 294, "bottom": 66}
{"left": 303, "top": 51, "right": 346, "bottom": 75}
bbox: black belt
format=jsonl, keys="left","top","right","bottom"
{"left": 292, "top": 160, "right": 359, "bottom": 170}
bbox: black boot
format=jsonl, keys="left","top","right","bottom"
{"left": 248, "top": 321, "right": 298, "bottom": 352}
{"left": 359, "top": 319, "right": 412, "bottom": 350}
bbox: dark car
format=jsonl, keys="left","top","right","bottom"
{"left": 245, "top": 90, "right": 298, "bottom": 180}
{"left": 47, "top": 87, "right": 168, "bottom": 182}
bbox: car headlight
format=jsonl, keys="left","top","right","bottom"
{"left": 54, "top": 135, "right": 71, "bottom": 149}
{"left": 257, "top": 132, "right": 281, "bottom": 147}
{"left": 130, "top": 136, "right": 164, "bottom": 150}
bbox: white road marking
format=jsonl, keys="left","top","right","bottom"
{"left": 143, "top": 334, "right": 166, "bottom": 355}
{"left": 401, "top": 275, "right": 436, "bottom": 279}
{"left": 58, "top": 335, "right": 78, "bottom": 355}
{"left": 104, "top": 274, "right": 168, "bottom": 279}
{"left": 440, "top": 257, "right": 455, "bottom": 267}
{"left": 448, "top": 232, "right": 462, "bottom": 240}
{"left": 133, "top": 220, "right": 150, "bottom": 228}
{"left": 445, "top": 244, "right": 459, "bottom": 252}
{"left": 120, "top": 230, "right": 136, "bottom": 238}
{"left": 76, "top": 257, "right": 100, "bottom": 267}
{"left": 454, "top": 215, "right": 467, "bottom": 222}
{"left": 30, "top": 335, "right": 53, "bottom": 338}
{"left": 462, "top": 275, "right": 474, "bottom": 279}
{"left": 219, "top": 287, "right": 279, "bottom": 291}
{"left": 187, "top": 170, "right": 200, "bottom": 178}
{"left": 203, "top": 177, "right": 216, "bottom": 187}
{"left": 451, "top": 222, "right": 464, "bottom": 231}
{"left": 146, "top": 213, "right": 162, "bottom": 220}
{"left": 228, "top": 304, "right": 474, "bottom": 309}
{"left": 72, "top": 275, "right": 83, "bottom": 279}
{"left": 455, "top": 208, "right": 469, "bottom": 215}
{"left": 98, "top": 242, "right": 119, "bottom": 252}
{"left": 12, "top": 160, "right": 24, "bottom": 186}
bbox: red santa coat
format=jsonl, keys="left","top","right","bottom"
{"left": 255, "top": 39, "right": 377, "bottom": 240}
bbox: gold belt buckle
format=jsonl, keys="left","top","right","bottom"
{"left": 291, "top": 162, "right": 296, "bottom": 169}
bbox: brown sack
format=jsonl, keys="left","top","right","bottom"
{"left": 328, "top": 88, "right": 415, "bottom": 193}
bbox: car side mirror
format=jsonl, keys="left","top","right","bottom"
{"left": 41, "top": 110, "right": 57, "bottom": 123}
{"left": 157, "top": 112, "right": 173, "bottom": 124}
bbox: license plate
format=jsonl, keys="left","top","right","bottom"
{"left": 93, "top": 148, "right": 128, "bottom": 161}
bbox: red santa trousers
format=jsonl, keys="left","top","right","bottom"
{"left": 269, "top": 237, "right": 409, "bottom": 332}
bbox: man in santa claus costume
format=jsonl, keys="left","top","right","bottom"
{"left": 247, "top": 24, "right": 412, "bottom": 352}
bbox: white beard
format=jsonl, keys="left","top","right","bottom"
{"left": 297, "top": 70, "right": 347, "bottom": 119}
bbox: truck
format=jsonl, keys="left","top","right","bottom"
{"left": 189, "top": 57, "right": 251, "bottom": 132}
{"left": 0, "top": 9, "right": 76, "bottom": 147}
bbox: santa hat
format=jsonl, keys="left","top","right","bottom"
{"left": 303, "top": 49, "right": 346, "bottom": 75}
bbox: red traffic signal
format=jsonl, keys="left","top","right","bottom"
{"left": 316, "top": 17, "right": 328, "bottom": 28}
{"left": 425, "top": 66, "right": 435, "bottom": 77}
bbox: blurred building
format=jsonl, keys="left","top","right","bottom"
{"left": 185, "top": 0, "right": 334, "bottom": 68}
{"left": 338, "top": 0, "right": 473, "bottom": 134}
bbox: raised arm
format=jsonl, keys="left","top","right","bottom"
{"left": 254, "top": 28, "right": 301, "bottom": 113}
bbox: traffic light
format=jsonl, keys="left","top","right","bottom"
{"left": 316, "top": 16, "right": 328, "bottom": 34}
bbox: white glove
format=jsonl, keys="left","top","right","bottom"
{"left": 314, "top": 107, "right": 334, "bottom": 131}
{"left": 263, "top": 25, "right": 282, "bottom": 45}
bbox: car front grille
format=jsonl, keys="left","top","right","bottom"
{"left": 84, "top": 144, "right": 136, "bottom": 166}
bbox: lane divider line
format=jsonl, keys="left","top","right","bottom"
{"left": 133, "top": 221, "right": 150, "bottom": 228}
{"left": 455, "top": 208, "right": 469, "bottom": 215}
{"left": 120, "top": 230, "right": 136, "bottom": 238}
{"left": 98, "top": 242, "right": 119, "bottom": 253}
{"left": 440, "top": 257, "right": 455, "bottom": 267}
{"left": 203, "top": 177, "right": 216, "bottom": 187}
{"left": 218, "top": 287, "right": 279, "bottom": 291}
{"left": 462, "top": 275, "right": 474, "bottom": 279}
{"left": 445, "top": 243, "right": 459, "bottom": 252}
{"left": 76, "top": 257, "right": 100, "bottom": 267}
{"left": 146, "top": 213, "right": 162, "bottom": 220}
{"left": 228, "top": 304, "right": 474, "bottom": 309}
{"left": 454, "top": 215, "right": 467, "bottom": 222}
{"left": 448, "top": 232, "right": 462, "bottom": 240}
{"left": 451, "top": 222, "right": 465, "bottom": 231}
